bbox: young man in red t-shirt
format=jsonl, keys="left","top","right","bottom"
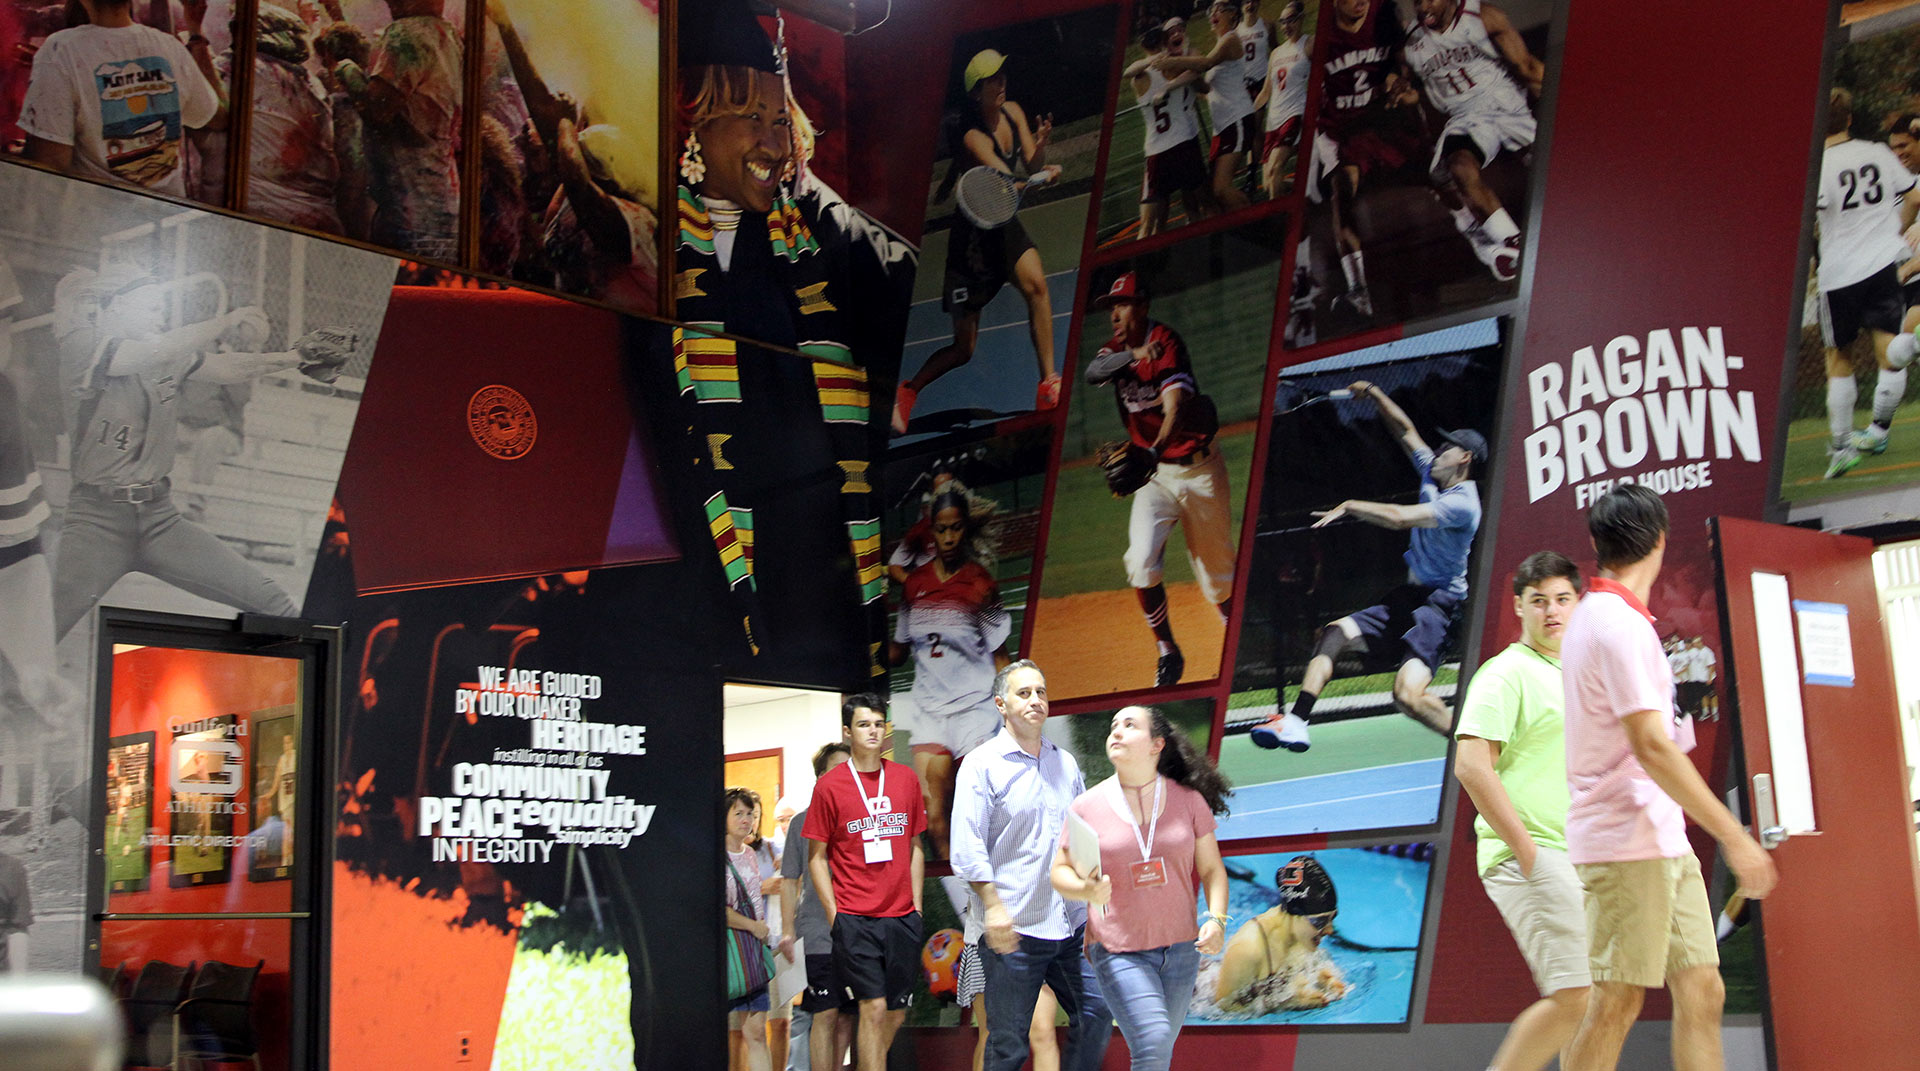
{"left": 805, "top": 694, "right": 926, "bottom": 1071}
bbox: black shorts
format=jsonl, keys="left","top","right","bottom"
{"left": 1677, "top": 680, "right": 1714, "bottom": 714}
{"left": 799, "top": 952, "right": 859, "bottom": 1014}
{"left": 1210, "top": 113, "right": 1260, "bottom": 160}
{"left": 1141, "top": 137, "right": 1207, "bottom": 204}
{"left": 1344, "top": 583, "right": 1463, "bottom": 671}
{"left": 943, "top": 216, "right": 1036, "bottom": 314}
{"left": 830, "top": 911, "right": 922, "bottom": 1009}
{"left": 1821, "top": 262, "right": 1905, "bottom": 349}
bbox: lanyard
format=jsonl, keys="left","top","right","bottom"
{"left": 847, "top": 759, "right": 885, "bottom": 820}
{"left": 1106, "top": 776, "right": 1162, "bottom": 862}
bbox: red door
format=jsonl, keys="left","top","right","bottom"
{"left": 1711, "top": 516, "right": 1920, "bottom": 1068}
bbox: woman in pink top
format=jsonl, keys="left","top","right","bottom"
{"left": 1052, "top": 706, "right": 1230, "bottom": 1070}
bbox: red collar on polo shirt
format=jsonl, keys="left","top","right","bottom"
{"left": 1587, "top": 576, "right": 1656, "bottom": 625}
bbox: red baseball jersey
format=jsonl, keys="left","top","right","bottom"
{"left": 802, "top": 759, "right": 927, "bottom": 917}
{"left": 1096, "top": 321, "right": 1208, "bottom": 459}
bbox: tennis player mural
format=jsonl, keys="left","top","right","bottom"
{"left": 1218, "top": 319, "right": 1507, "bottom": 843}
{"left": 891, "top": 9, "right": 1117, "bottom": 442}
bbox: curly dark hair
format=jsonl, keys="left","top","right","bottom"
{"left": 1141, "top": 706, "right": 1231, "bottom": 815}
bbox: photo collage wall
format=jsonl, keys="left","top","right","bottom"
{"left": 854, "top": 0, "right": 1557, "bottom": 1030}
{"left": 10, "top": 0, "right": 1790, "bottom": 1054}
{"left": 0, "top": 0, "right": 663, "bottom": 315}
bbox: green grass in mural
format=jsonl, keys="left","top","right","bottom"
{"left": 1039, "top": 425, "right": 1255, "bottom": 598}
{"left": 1719, "top": 918, "right": 1763, "bottom": 1017}
{"left": 1777, "top": 400, "right": 1920, "bottom": 503}
{"left": 1215, "top": 703, "right": 1448, "bottom": 785}
{"left": 1225, "top": 666, "right": 1460, "bottom": 709}
{"left": 104, "top": 809, "right": 149, "bottom": 887}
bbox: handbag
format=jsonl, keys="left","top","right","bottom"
{"left": 725, "top": 859, "right": 777, "bottom": 1001}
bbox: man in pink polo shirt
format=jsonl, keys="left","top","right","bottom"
{"left": 1560, "top": 484, "right": 1777, "bottom": 1071}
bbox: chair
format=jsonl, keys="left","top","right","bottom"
{"left": 172, "top": 959, "right": 264, "bottom": 1071}
{"left": 119, "top": 960, "right": 194, "bottom": 1070}
{"left": 101, "top": 961, "right": 128, "bottom": 999}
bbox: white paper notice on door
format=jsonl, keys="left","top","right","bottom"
{"left": 1793, "top": 600, "right": 1854, "bottom": 688}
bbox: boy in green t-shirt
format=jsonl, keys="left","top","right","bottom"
{"left": 1454, "top": 550, "right": 1589, "bottom": 1071}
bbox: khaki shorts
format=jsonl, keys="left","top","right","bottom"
{"left": 1576, "top": 854, "right": 1719, "bottom": 988}
{"left": 1482, "top": 847, "right": 1592, "bottom": 995}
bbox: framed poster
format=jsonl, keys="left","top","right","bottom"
{"left": 168, "top": 714, "right": 237, "bottom": 888}
{"left": 104, "top": 732, "right": 156, "bottom": 894}
{"left": 248, "top": 710, "right": 299, "bottom": 883}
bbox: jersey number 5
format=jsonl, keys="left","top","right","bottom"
{"left": 1839, "top": 164, "right": 1885, "bottom": 210}
{"left": 1150, "top": 99, "right": 1172, "bottom": 134}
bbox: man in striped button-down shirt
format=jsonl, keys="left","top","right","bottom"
{"left": 950, "top": 659, "right": 1111, "bottom": 1071}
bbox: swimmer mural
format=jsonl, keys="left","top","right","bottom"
{"left": 1191, "top": 845, "right": 1434, "bottom": 1026}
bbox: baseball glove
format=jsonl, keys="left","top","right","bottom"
{"left": 1096, "top": 440, "right": 1155, "bottom": 497}
{"left": 293, "top": 326, "right": 358, "bottom": 383}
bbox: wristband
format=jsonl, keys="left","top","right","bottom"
{"left": 1203, "top": 911, "right": 1230, "bottom": 925}
{"left": 183, "top": 32, "right": 210, "bottom": 48}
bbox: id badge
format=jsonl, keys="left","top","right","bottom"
{"left": 1130, "top": 858, "right": 1167, "bottom": 888}
{"left": 863, "top": 837, "right": 894, "bottom": 864}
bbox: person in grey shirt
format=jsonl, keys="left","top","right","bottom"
{"left": 783, "top": 742, "right": 856, "bottom": 1071}
{"left": 950, "top": 659, "right": 1111, "bottom": 1071}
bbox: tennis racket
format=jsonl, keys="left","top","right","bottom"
{"left": 955, "top": 166, "right": 1055, "bottom": 229}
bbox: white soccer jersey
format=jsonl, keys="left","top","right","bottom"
{"left": 1241, "top": 19, "right": 1270, "bottom": 97}
{"left": 895, "top": 560, "right": 1011, "bottom": 722}
{"left": 1203, "top": 34, "right": 1257, "bottom": 130}
{"left": 1140, "top": 66, "right": 1202, "bottom": 156}
{"left": 1403, "top": 0, "right": 1529, "bottom": 117}
{"left": 1266, "top": 33, "right": 1312, "bottom": 129}
{"left": 1817, "top": 137, "right": 1918, "bottom": 291}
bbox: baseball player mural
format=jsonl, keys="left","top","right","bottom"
{"left": 0, "top": 161, "right": 395, "bottom": 973}
{"left": 1251, "top": 378, "right": 1484, "bottom": 751}
{"left": 1084, "top": 271, "right": 1233, "bottom": 688}
{"left": 49, "top": 264, "right": 358, "bottom": 639}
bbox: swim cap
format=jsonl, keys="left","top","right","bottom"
{"left": 1276, "top": 855, "right": 1336, "bottom": 916}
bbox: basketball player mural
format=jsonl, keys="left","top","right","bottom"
{"left": 1083, "top": 272, "right": 1234, "bottom": 689}
{"left": 1304, "top": 0, "right": 1421, "bottom": 321}
{"left": 1394, "top": 0, "right": 1544, "bottom": 283}
{"left": 49, "top": 264, "right": 358, "bottom": 639}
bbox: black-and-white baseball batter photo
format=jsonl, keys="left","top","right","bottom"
{"left": 0, "top": 162, "right": 395, "bottom": 968}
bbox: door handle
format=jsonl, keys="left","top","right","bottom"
{"left": 1752, "top": 773, "right": 1787, "bottom": 850}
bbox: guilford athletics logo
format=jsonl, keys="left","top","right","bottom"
{"left": 467, "top": 384, "right": 538, "bottom": 460}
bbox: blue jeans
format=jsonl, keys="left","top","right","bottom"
{"left": 980, "top": 926, "right": 1112, "bottom": 1071}
{"left": 1086, "top": 940, "right": 1200, "bottom": 1071}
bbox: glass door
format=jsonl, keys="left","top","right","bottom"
{"left": 89, "top": 612, "right": 333, "bottom": 1071}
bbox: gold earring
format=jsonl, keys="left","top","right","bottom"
{"left": 679, "top": 129, "right": 706, "bottom": 186}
